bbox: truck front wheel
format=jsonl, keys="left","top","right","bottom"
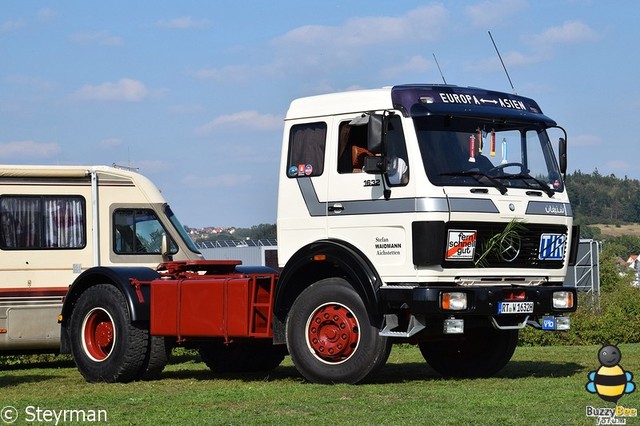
{"left": 69, "top": 284, "right": 149, "bottom": 383}
{"left": 418, "top": 327, "right": 518, "bottom": 378}
{"left": 286, "top": 278, "right": 390, "bottom": 384}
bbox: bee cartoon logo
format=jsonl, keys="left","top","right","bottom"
{"left": 586, "top": 344, "right": 636, "bottom": 403}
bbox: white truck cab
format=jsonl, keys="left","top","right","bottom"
{"left": 274, "top": 84, "right": 577, "bottom": 381}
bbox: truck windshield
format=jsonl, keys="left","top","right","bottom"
{"left": 414, "top": 115, "right": 564, "bottom": 193}
{"left": 165, "top": 205, "right": 201, "bottom": 254}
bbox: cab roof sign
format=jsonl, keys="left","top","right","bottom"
{"left": 391, "top": 84, "right": 556, "bottom": 126}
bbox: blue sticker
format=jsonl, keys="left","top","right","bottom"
{"left": 539, "top": 234, "right": 566, "bottom": 260}
{"left": 288, "top": 166, "right": 298, "bottom": 177}
{"left": 542, "top": 316, "right": 556, "bottom": 330}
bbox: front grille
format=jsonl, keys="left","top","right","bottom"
{"left": 443, "top": 222, "right": 567, "bottom": 269}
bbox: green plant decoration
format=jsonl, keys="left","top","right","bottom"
{"left": 474, "top": 219, "right": 527, "bottom": 267}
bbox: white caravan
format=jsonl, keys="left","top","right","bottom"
{"left": 0, "top": 165, "right": 202, "bottom": 353}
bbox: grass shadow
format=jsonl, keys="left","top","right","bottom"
{"left": 160, "top": 364, "right": 303, "bottom": 382}
{"left": 0, "top": 374, "right": 65, "bottom": 387}
{"left": 0, "top": 358, "right": 76, "bottom": 371}
{"left": 157, "top": 360, "right": 585, "bottom": 384}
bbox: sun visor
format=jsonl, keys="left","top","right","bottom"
{"left": 391, "top": 85, "right": 557, "bottom": 126}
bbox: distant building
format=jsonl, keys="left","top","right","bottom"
{"left": 195, "top": 239, "right": 279, "bottom": 271}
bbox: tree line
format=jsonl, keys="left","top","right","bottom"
{"left": 567, "top": 170, "right": 640, "bottom": 226}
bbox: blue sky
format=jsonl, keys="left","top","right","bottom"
{"left": 1, "top": 1, "right": 636, "bottom": 227}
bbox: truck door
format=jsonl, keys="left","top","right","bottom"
{"left": 277, "top": 120, "right": 330, "bottom": 264}
{"left": 326, "top": 113, "right": 414, "bottom": 280}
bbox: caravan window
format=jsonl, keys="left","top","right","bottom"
{"left": 113, "top": 209, "right": 177, "bottom": 254}
{"left": 0, "top": 196, "right": 86, "bottom": 249}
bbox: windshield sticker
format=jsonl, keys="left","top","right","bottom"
{"left": 446, "top": 230, "right": 477, "bottom": 260}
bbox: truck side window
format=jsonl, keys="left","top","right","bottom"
{"left": 337, "top": 121, "right": 369, "bottom": 173}
{"left": 113, "top": 209, "right": 177, "bottom": 254}
{"left": 286, "top": 122, "right": 326, "bottom": 177}
{"left": 385, "top": 115, "right": 410, "bottom": 186}
{"left": 0, "top": 195, "right": 86, "bottom": 249}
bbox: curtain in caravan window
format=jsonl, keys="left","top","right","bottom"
{"left": 0, "top": 196, "right": 85, "bottom": 249}
{"left": 44, "top": 198, "right": 85, "bottom": 248}
{"left": 0, "top": 197, "right": 41, "bottom": 248}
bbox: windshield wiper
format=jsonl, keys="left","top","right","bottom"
{"left": 495, "top": 173, "right": 555, "bottom": 198}
{"left": 440, "top": 170, "right": 507, "bottom": 195}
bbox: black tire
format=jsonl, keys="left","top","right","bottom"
{"left": 199, "top": 341, "right": 286, "bottom": 373}
{"left": 138, "top": 336, "right": 173, "bottom": 380}
{"left": 69, "top": 284, "right": 149, "bottom": 383}
{"left": 419, "top": 327, "right": 518, "bottom": 378}
{"left": 285, "top": 278, "right": 390, "bottom": 384}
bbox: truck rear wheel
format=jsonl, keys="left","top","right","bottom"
{"left": 199, "top": 342, "right": 286, "bottom": 373}
{"left": 286, "top": 278, "right": 390, "bottom": 384}
{"left": 419, "top": 327, "right": 518, "bottom": 378}
{"left": 138, "top": 336, "right": 172, "bottom": 380}
{"left": 69, "top": 284, "right": 149, "bottom": 383}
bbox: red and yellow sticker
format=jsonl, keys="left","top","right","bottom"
{"left": 446, "top": 230, "right": 477, "bottom": 260}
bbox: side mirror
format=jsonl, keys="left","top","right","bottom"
{"left": 363, "top": 155, "right": 385, "bottom": 174}
{"left": 161, "top": 234, "right": 171, "bottom": 261}
{"left": 558, "top": 137, "right": 567, "bottom": 175}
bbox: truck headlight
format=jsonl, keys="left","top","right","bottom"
{"left": 552, "top": 291, "right": 574, "bottom": 309}
{"left": 441, "top": 292, "right": 468, "bottom": 311}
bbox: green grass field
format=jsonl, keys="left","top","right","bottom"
{"left": 1, "top": 344, "right": 639, "bottom": 425}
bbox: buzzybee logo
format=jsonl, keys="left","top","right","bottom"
{"left": 585, "top": 345, "right": 637, "bottom": 424}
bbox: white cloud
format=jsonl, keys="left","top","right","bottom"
{"left": 36, "top": 8, "right": 57, "bottom": 22}
{"left": 195, "top": 111, "right": 282, "bottom": 134}
{"left": 534, "top": 20, "right": 599, "bottom": 45}
{"left": 70, "top": 31, "right": 123, "bottom": 46}
{"left": 181, "top": 174, "right": 251, "bottom": 188}
{"left": 6, "top": 75, "right": 57, "bottom": 91}
{"left": 72, "top": 79, "right": 150, "bottom": 102}
{"left": 273, "top": 5, "right": 447, "bottom": 49}
{"left": 381, "top": 55, "right": 432, "bottom": 79}
{"left": 465, "top": 0, "right": 527, "bottom": 29}
{"left": 468, "top": 49, "right": 548, "bottom": 72}
{"left": 0, "top": 140, "right": 60, "bottom": 159}
{"left": 156, "top": 16, "right": 209, "bottom": 29}
{"left": 1, "top": 20, "right": 24, "bottom": 33}
{"left": 193, "top": 65, "right": 254, "bottom": 82}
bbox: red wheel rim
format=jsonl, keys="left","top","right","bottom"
{"left": 305, "top": 302, "right": 360, "bottom": 364}
{"left": 81, "top": 308, "right": 115, "bottom": 362}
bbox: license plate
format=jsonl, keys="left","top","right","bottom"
{"left": 498, "top": 301, "right": 534, "bottom": 314}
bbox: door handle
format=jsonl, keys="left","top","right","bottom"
{"left": 328, "top": 203, "right": 344, "bottom": 212}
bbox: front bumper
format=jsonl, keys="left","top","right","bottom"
{"left": 378, "top": 285, "right": 577, "bottom": 317}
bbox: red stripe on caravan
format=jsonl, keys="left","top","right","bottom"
{"left": 0, "top": 287, "right": 68, "bottom": 298}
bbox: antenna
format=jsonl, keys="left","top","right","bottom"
{"left": 432, "top": 53, "right": 447, "bottom": 84}
{"left": 488, "top": 31, "right": 516, "bottom": 94}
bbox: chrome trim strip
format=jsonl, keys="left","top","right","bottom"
{"left": 296, "top": 178, "right": 501, "bottom": 216}
{"left": 448, "top": 197, "right": 499, "bottom": 213}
